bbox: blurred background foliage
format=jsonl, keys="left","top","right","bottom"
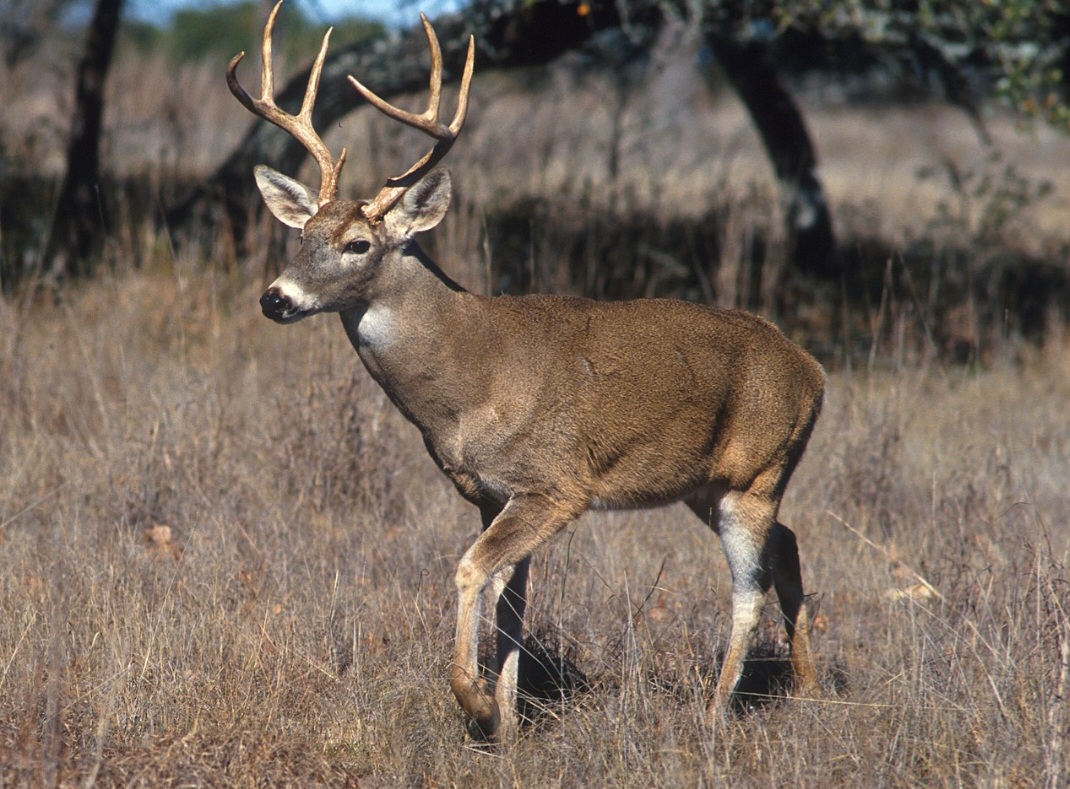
{"left": 121, "top": 2, "right": 383, "bottom": 64}
{"left": 3, "top": 0, "right": 1067, "bottom": 117}
{"left": 1, "top": 0, "right": 1069, "bottom": 358}
{"left": 1, "top": 0, "right": 384, "bottom": 65}
{"left": 767, "top": 0, "right": 1070, "bottom": 128}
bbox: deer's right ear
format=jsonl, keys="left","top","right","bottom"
{"left": 254, "top": 165, "right": 318, "bottom": 229}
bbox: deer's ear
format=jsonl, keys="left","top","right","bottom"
{"left": 384, "top": 169, "right": 451, "bottom": 237}
{"left": 254, "top": 165, "right": 318, "bottom": 229}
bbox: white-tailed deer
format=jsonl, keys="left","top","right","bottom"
{"left": 229, "top": 2, "right": 824, "bottom": 741}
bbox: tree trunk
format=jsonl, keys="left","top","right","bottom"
{"left": 168, "top": 1, "right": 839, "bottom": 281}
{"left": 46, "top": 0, "right": 123, "bottom": 279}
{"left": 706, "top": 32, "right": 838, "bottom": 277}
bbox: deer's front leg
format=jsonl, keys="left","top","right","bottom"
{"left": 451, "top": 494, "right": 577, "bottom": 741}
{"left": 493, "top": 556, "right": 530, "bottom": 741}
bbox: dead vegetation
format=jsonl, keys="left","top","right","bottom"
{"left": 1, "top": 240, "right": 1068, "bottom": 787}
{"left": 1, "top": 21, "right": 1069, "bottom": 789}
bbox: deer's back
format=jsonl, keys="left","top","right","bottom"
{"left": 447, "top": 294, "right": 825, "bottom": 507}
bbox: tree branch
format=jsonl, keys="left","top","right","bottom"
{"left": 166, "top": 0, "right": 653, "bottom": 249}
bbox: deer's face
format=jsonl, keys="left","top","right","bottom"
{"left": 260, "top": 200, "right": 383, "bottom": 322}
{"left": 228, "top": 2, "right": 470, "bottom": 325}
{"left": 255, "top": 166, "right": 451, "bottom": 323}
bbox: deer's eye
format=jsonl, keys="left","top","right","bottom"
{"left": 344, "top": 239, "right": 371, "bottom": 255}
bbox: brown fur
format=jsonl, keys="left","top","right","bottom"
{"left": 254, "top": 168, "right": 824, "bottom": 741}
{"left": 234, "top": 9, "right": 822, "bottom": 741}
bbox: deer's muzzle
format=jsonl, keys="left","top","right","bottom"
{"left": 260, "top": 287, "right": 296, "bottom": 322}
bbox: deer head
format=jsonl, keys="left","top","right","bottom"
{"left": 225, "top": 1, "right": 474, "bottom": 323}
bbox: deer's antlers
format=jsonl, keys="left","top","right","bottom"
{"left": 226, "top": 1, "right": 346, "bottom": 206}
{"left": 351, "top": 15, "right": 475, "bottom": 222}
{"left": 227, "top": 3, "right": 474, "bottom": 217}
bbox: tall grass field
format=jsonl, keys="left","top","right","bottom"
{"left": 2, "top": 18, "right": 1070, "bottom": 789}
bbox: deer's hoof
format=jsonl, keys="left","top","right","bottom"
{"left": 451, "top": 673, "right": 501, "bottom": 740}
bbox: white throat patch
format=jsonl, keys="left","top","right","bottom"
{"left": 357, "top": 303, "right": 398, "bottom": 350}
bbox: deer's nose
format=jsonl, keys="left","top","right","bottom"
{"left": 260, "top": 288, "right": 292, "bottom": 320}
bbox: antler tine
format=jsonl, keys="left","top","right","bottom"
{"left": 350, "top": 15, "right": 476, "bottom": 221}
{"left": 226, "top": 0, "right": 346, "bottom": 206}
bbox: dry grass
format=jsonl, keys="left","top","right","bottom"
{"left": 5, "top": 24, "right": 1070, "bottom": 245}
{"left": 1, "top": 246, "right": 1068, "bottom": 787}
{"left": 2, "top": 18, "right": 1070, "bottom": 789}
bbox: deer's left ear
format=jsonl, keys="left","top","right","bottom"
{"left": 255, "top": 165, "right": 319, "bottom": 229}
{"left": 385, "top": 169, "right": 451, "bottom": 237}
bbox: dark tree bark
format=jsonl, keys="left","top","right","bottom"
{"left": 168, "top": 0, "right": 840, "bottom": 280}
{"left": 165, "top": 0, "right": 653, "bottom": 250}
{"left": 46, "top": 0, "right": 123, "bottom": 278}
{"left": 911, "top": 35, "right": 990, "bottom": 144}
{"left": 706, "top": 32, "right": 838, "bottom": 277}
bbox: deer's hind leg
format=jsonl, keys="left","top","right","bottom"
{"left": 687, "top": 486, "right": 817, "bottom": 717}
{"left": 768, "top": 520, "right": 818, "bottom": 696}
{"left": 702, "top": 490, "right": 775, "bottom": 717}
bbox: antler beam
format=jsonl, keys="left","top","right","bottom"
{"left": 226, "top": 0, "right": 346, "bottom": 206}
{"left": 350, "top": 14, "right": 476, "bottom": 221}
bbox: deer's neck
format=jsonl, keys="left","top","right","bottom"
{"left": 338, "top": 244, "right": 491, "bottom": 437}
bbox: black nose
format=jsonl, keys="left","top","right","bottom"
{"left": 260, "top": 288, "right": 292, "bottom": 320}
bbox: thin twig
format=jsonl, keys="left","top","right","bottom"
{"left": 827, "top": 510, "right": 943, "bottom": 602}
{"left": 829, "top": 510, "right": 1011, "bottom": 719}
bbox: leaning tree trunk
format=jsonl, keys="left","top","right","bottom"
{"left": 166, "top": 0, "right": 651, "bottom": 252}
{"left": 167, "top": 0, "right": 839, "bottom": 280}
{"left": 45, "top": 0, "right": 123, "bottom": 279}
{"left": 705, "top": 32, "right": 838, "bottom": 277}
